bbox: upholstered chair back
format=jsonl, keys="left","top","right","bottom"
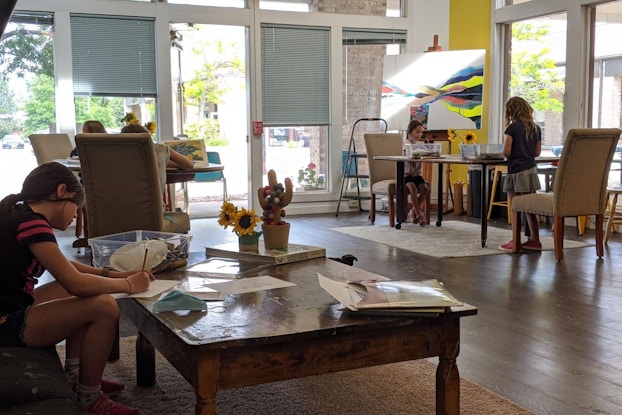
{"left": 29, "top": 133, "right": 74, "bottom": 165}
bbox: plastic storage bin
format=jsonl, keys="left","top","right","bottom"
{"left": 89, "top": 230, "right": 191, "bottom": 273}
{"left": 405, "top": 143, "right": 442, "bottom": 158}
{"left": 460, "top": 144, "right": 504, "bottom": 160}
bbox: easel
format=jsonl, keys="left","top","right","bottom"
{"left": 422, "top": 35, "right": 454, "bottom": 214}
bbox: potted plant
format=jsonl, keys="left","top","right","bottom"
{"left": 258, "top": 170, "right": 293, "bottom": 249}
{"left": 297, "top": 163, "right": 325, "bottom": 190}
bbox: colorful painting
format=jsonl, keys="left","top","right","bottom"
{"left": 164, "top": 139, "right": 208, "bottom": 166}
{"left": 381, "top": 49, "right": 485, "bottom": 131}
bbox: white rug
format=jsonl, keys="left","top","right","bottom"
{"left": 332, "top": 221, "right": 592, "bottom": 258}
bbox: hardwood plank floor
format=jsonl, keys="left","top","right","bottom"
{"left": 55, "top": 210, "right": 622, "bottom": 415}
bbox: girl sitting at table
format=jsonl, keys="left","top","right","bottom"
{"left": 404, "top": 120, "right": 430, "bottom": 226}
{"left": 120, "top": 124, "right": 194, "bottom": 198}
{"left": 0, "top": 162, "right": 154, "bottom": 415}
{"left": 70, "top": 120, "right": 107, "bottom": 157}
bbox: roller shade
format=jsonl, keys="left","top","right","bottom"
{"left": 71, "top": 14, "right": 156, "bottom": 97}
{"left": 261, "top": 24, "right": 330, "bottom": 126}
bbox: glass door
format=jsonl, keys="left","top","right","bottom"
{"left": 170, "top": 23, "right": 249, "bottom": 213}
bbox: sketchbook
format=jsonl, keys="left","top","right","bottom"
{"left": 318, "top": 273, "right": 462, "bottom": 314}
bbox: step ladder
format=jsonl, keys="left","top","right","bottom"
{"left": 336, "top": 118, "right": 388, "bottom": 216}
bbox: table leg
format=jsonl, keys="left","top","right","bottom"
{"left": 480, "top": 165, "right": 488, "bottom": 247}
{"left": 436, "top": 317, "right": 460, "bottom": 415}
{"left": 395, "top": 161, "right": 406, "bottom": 229}
{"left": 436, "top": 163, "right": 443, "bottom": 226}
{"left": 136, "top": 332, "right": 156, "bottom": 387}
{"left": 194, "top": 354, "right": 219, "bottom": 415}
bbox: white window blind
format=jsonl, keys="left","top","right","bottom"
{"left": 71, "top": 14, "right": 156, "bottom": 97}
{"left": 261, "top": 24, "right": 330, "bottom": 126}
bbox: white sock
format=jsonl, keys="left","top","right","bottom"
{"left": 64, "top": 358, "right": 80, "bottom": 385}
{"left": 76, "top": 383, "right": 102, "bottom": 410}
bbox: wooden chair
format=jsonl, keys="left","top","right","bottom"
{"left": 75, "top": 133, "right": 190, "bottom": 238}
{"left": 510, "top": 128, "right": 621, "bottom": 261}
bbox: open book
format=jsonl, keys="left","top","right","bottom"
{"left": 318, "top": 273, "right": 462, "bottom": 315}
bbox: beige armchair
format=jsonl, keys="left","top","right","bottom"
{"left": 364, "top": 133, "right": 401, "bottom": 227}
{"left": 510, "top": 128, "right": 621, "bottom": 261}
{"left": 29, "top": 133, "right": 90, "bottom": 245}
{"left": 75, "top": 133, "right": 190, "bottom": 238}
{"left": 29, "top": 133, "right": 74, "bottom": 164}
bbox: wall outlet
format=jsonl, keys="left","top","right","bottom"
{"left": 348, "top": 200, "right": 359, "bottom": 208}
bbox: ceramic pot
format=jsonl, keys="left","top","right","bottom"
{"left": 261, "top": 222, "right": 290, "bottom": 250}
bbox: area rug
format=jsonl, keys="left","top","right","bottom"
{"left": 58, "top": 337, "right": 534, "bottom": 415}
{"left": 332, "top": 220, "right": 591, "bottom": 258}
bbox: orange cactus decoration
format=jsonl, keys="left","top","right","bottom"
{"left": 258, "top": 169, "right": 293, "bottom": 225}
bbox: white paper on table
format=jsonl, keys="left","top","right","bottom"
{"left": 204, "top": 275, "right": 295, "bottom": 295}
{"left": 111, "top": 279, "right": 180, "bottom": 299}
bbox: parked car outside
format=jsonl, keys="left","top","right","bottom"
{"left": 2, "top": 135, "right": 25, "bottom": 149}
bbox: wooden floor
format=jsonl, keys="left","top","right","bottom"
{"left": 57, "top": 210, "right": 622, "bottom": 415}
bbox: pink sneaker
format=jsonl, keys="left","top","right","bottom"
{"left": 101, "top": 379, "right": 124, "bottom": 398}
{"left": 83, "top": 393, "right": 139, "bottom": 415}
{"left": 521, "top": 239, "right": 542, "bottom": 251}
{"left": 499, "top": 240, "right": 516, "bottom": 252}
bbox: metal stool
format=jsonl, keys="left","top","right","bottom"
{"left": 487, "top": 165, "right": 510, "bottom": 224}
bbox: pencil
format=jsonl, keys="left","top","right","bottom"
{"left": 141, "top": 248, "right": 149, "bottom": 272}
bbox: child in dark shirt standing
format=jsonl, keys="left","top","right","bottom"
{"left": 499, "top": 96, "right": 542, "bottom": 252}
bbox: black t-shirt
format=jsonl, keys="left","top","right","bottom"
{"left": 504, "top": 121, "right": 542, "bottom": 174}
{"left": 0, "top": 204, "right": 57, "bottom": 314}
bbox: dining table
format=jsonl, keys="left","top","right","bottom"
{"left": 374, "top": 155, "right": 559, "bottom": 248}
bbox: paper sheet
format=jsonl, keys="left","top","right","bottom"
{"left": 112, "top": 279, "right": 180, "bottom": 299}
{"left": 205, "top": 275, "right": 295, "bottom": 295}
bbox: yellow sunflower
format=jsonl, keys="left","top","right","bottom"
{"left": 217, "top": 201, "right": 237, "bottom": 229}
{"left": 447, "top": 128, "right": 456, "bottom": 143}
{"left": 144, "top": 121, "right": 157, "bottom": 134}
{"left": 233, "top": 208, "right": 259, "bottom": 236}
{"left": 464, "top": 131, "right": 478, "bottom": 144}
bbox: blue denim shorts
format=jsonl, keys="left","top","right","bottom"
{"left": 0, "top": 308, "right": 28, "bottom": 347}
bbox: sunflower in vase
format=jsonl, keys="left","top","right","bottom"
{"left": 218, "top": 200, "right": 262, "bottom": 239}
{"left": 447, "top": 129, "right": 478, "bottom": 145}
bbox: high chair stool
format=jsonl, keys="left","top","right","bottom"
{"left": 487, "top": 165, "right": 510, "bottom": 224}
{"left": 605, "top": 184, "right": 622, "bottom": 244}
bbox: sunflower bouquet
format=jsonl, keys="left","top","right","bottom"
{"left": 447, "top": 129, "right": 478, "bottom": 144}
{"left": 218, "top": 200, "right": 262, "bottom": 237}
{"left": 121, "top": 112, "right": 157, "bottom": 134}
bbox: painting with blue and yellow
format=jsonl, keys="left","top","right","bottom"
{"left": 381, "top": 49, "right": 485, "bottom": 131}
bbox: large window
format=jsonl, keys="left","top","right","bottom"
{"left": 0, "top": 11, "right": 54, "bottom": 196}
{"left": 71, "top": 14, "right": 157, "bottom": 137}
{"left": 261, "top": 24, "right": 330, "bottom": 192}
{"left": 260, "top": 0, "right": 403, "bottom": 16}
{"left": 170, "top": 23, "right": 248, "bottom": 202}
{"left": 342, "top": 28, "right": 405, "bottom": 190}
{"left": 505, "top": 14, "right": 566, "bottom": 146}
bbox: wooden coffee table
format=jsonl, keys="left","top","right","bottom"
{"left": 118, "top": 257, "right": 477, "bottom": 415}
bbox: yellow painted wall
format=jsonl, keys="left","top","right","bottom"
{"left": 449, "top": 0, "right": 492, "bottom": 182}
